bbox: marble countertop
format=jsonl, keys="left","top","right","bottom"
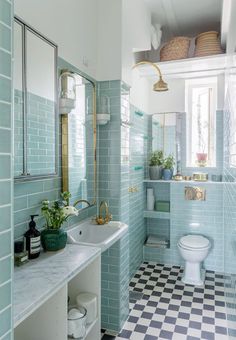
{"left": 14, "top": 244, "right": 101, "bottom": 328}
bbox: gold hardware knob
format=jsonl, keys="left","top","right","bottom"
{"left": 128, "top": 186, "right": 139, "bottom": 193}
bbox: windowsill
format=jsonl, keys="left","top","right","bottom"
{"left": 185, "top": 166, "right": 217, "bottom": 169}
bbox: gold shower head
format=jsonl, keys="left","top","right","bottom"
{"left": 132, "top": 61, "right": 168, "bottom": 92}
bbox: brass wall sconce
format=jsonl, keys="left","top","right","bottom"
{"left": 132, "top": 61, "right": 168, "bottom": 92}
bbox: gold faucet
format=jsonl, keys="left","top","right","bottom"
{"left": 95, "top": 201, "right": 112, "bottom": 225}
{"left": 73, "top": 199, "right": 91, "bottom": 208}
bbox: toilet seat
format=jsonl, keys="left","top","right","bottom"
{"left": 179, "top": 235, "right": 210, "bottom": 250}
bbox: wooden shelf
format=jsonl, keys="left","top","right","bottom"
{"left": 144, "top": 210, "right": 170, "bottom": 219}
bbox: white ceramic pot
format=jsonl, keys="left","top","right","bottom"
{"left": 76, "top": 293, "right": 97, "bottom": 325}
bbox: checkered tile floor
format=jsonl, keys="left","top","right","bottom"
{"left": 101, "top": 262, "right": 236, "bottom": 340}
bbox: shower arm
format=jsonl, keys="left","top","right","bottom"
{"left": 132, "top": 61, "right": 163, "bottom": 79}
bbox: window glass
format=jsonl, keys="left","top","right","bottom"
{"left": 186, "top": 78, "right": 217, "bottom": 167}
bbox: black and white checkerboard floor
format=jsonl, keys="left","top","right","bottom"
{"left": 101, "top": 262, "right": 236, "bottom": 340}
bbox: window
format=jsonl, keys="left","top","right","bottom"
{"left": 185, "top": 77, "right": 217, "bottom": 167}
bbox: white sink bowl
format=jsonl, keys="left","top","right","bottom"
{"left": 67, "top": 220, "right": 128, "bottom": 252}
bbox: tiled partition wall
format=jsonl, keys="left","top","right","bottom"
{"left": 97, "top": 80, "right": 130, "bottom": 332}
{"left": 223, "top": 59, "right": 236, "bottom": 336}
{"left": 223, "top": 65, "right": 236, "bottom": 275}
{"left": 0, "top": 0, "right": 13, "bottom": 338}
{"left": 128, "top": 104, "right": 148, "bottom": 277}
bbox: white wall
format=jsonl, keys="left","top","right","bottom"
{"left": 96, "top": 0, "right": 122, "bottom": 81}
{"left": 148, "top": 78, "right": 185, "bottom": 114}
{"left": 130, "top": 69, "right": 150, "bottom": 113}
{"left": 225, "top": 0, "right": 236, "bottom": 54}
{"left": 148, "top": 74, "right": 225, "bottom": 114}
{"left": 15, "top": 0, "right": 98, "bottom": 79}
{"left": 122, "top": 0, "right": 151, "bottom": 86}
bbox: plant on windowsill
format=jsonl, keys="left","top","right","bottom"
{"left": 41, "top": 191, "right": 79, "bottom": 251}
{"left": 162, "top": 154, "right": 175, "bottom": 180}
{"left": 149, "top": 150, "right": 164, "bottom": 180}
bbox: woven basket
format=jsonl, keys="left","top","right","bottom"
{"left": 194, "top": 31, "right": 222, "bottom": 57}
{"left": 160, "top": 36, "right": 191, "bottom": 62}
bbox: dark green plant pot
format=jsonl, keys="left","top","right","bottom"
{"left": 41, "top": 228, "right": 67, "bottom": 251}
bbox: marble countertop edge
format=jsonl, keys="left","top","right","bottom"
{"left": 13, "top": 244, "right": 101, "bottom": 328}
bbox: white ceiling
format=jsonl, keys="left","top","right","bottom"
{"left": 145, "top": 0, "right": 223, "bottom": 41}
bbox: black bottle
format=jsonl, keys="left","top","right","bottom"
{"left": 24, "top": 215, "right": 41, "bottom": 259}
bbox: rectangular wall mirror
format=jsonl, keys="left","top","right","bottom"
{"left": 61, "top": 72, "right": 97, "bottom": 209}
{"left": 14, "top": 17, "right": 57, "bottom": 179}
{"left": 152, "top": 112, "right": 182, "bottom": 173}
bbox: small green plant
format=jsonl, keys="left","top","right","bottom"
{"left": 41, "top": 191, "right": 78, "bottom": 230}
{"left": 149, "top": 150, "right": 164, "bottom": 166}
{"left": 163, "top": 155, "right": 175, "bottom": 169}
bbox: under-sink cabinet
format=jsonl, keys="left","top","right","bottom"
{"left": 14, "top": 245, "right": 101, "bottom": 340}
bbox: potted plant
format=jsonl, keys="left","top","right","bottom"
{"left": 162, "top": 155, "right": 175, "bottom": 180}
{"left": 41, "top": 191, "right": 79, "bottom": 251}
{"left": 149, "top": 150, "right": 164, "bottom": 180}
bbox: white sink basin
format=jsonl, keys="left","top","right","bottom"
{"left": 67, "top": 220, "right": 128, "bottom": 252}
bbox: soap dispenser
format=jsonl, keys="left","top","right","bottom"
{"left": 24, "top": 215, "right": 41, "bottom": 259}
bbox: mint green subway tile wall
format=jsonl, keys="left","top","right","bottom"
{"left": 0, "top": 1, "right": 13, "bottom": 339}
{"left": 14, "top": 89, "right": 56, "bottom": 176}
{"left": 129, "top": 103, "right": 148, "bottom": 277}
{"left": 223, "top": 67, "right": 236, "bottom": 335}
{"left": 144, "top": 182, "right": 224, "bottom": 272}
{"left": 101, "top": 233, "right": 129, "bottom": 332}
{"left": 97, "top": 80, "right": 121, "bottom": 221}
{"left": 97, "top": 80, "right": 129, "bottom": 333}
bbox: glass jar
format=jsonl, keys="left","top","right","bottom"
{"left": 68, "top": 306, "right": 87, "bottom": 339}
{"left": 14, "top": 241, "right": 28, "bottom": 266}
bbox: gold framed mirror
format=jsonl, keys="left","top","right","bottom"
{"left": 61, "top": 71, "right": 96, "bottom": 210}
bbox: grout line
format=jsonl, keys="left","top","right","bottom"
{"left": 0, "top": 304, "right": 11, "bottom": 315}
{"left": 0, "top": 279, "right": 11, "bottom": 289}
{"left": 0, "top": 228, "right": 11, "bottom": 236}
{"left": 0, "top": 73, "right": 11, "bottom": 81}
{"left": 0, "top": 126, "right": 11, "bottom": 131}
{"left": 0, "top": 254, "right": 11, "bottom": 262}
{"left": 0, "top": 19, "right": 11, "bottom": 30}
{"left": 0, "top": 330, "right": 11, "bottom": 340}
{"left": 0, "top": 46, "right": 11, "bottom": 55}
{"left": 0, "top": 99, "right": 11, "bottom": 105}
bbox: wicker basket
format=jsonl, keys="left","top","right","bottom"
{"left": 160, "top": 36, "right": 191, "bottom": 62}
{"left": 194, "top": 31, "right": 222, "bottom": 57}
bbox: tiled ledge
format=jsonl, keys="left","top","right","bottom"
{"left": 143, "top": 179, "right": 225, "bottom": 184}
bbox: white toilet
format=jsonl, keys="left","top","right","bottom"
{"left": 178, "top": 234, "right": 211, "bottom": 286}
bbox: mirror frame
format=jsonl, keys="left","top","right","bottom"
{"left": 14, "top": 16, "right": 58, "bottom": 181}
{"left": 61, "top": 74, "right": 97, "bottom": 207}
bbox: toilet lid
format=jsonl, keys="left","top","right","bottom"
{"left": 179, "top": 235, "right": 209, "bottom": 249}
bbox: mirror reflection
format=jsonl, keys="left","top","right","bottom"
{"left": 62, "top": 73, "right": 96, "bottom": 209}
{"left": 152, "top": 112, "right": 182, "bottom": 173}
{"left": 13, "top": 17, "right": 57, "bottom": 178}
